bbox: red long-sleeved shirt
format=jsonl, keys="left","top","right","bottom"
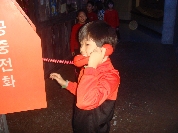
{"left": 70, "top": 23, "right": 84, "bottom": 52}
{"left": 104, "top": 9, "right": 119, "bottom": 28}
{"left": 87, "top": 12, "right": 98, "bottom": 22}
{"left": 66, "top": 58, "right": 120, "bottom": 110}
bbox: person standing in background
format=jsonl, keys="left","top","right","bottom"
{"left": 86, "top": 1, "right": 98, "bottom": 22}
{"left": 70, "top": 9, "right": 87, "bottom": 80}
{"left": 70, "top": 9, "right": 87, "bottom": 56}
{"left": 104, "top": 0, "right": 120, "bottom": 41}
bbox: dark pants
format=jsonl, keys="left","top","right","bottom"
{"left": 72, "top": 100, "right": 116, "bottom": 133}
{"left": 72, "top": 107, "right": 111, "bottom": 133}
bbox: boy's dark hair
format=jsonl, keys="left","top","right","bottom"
{"left": 79, "top": 20, "right": 117, "bottom": 48}
{"left": 87, "top": 1, "right": 95, "bottom": 7}
{"left": 107, "top": 0, "right": 115, "bottom": 7}
{"left": 76, "top": 9, "right": 87, "bottom": 17}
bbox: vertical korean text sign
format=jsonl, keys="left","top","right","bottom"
{"left": 0, "top": 0, "right": 47, "bottom": 114}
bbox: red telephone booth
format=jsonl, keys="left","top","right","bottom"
{"left": 0, "top": 0, "right": 47, "bottom": 114}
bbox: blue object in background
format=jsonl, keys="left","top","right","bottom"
{"left": 50, "top": 0, "right": 58, "bottom": 16}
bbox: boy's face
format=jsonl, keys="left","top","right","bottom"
{"left": 87, "top": 4, "right": 93, "bottom": 13}
{"left": 77, "top": 12, "right": 87, "bottom": 24}
{"left": 108, "top": 3, "right": 113, "bottom": 9}
{"left": 80, "top": 38, "right": 97, "bottom": 57}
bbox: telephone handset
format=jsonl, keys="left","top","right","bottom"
{"left": 73, "top": 44, "right": 113, "bottom": 67}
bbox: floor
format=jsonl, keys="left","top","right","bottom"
{"left": 6, "top": 22, "right": 178, "bottom": 133}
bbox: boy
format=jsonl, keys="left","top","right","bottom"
{"left": 70, "top": 9, "right": 87, "bottom": 56}
{"left": 50, "top": 20, "right": 120, "bottom": 133}
{"left": 86, "top": 1, "right": 98, "bottom": 22}
{"left": 104, "top": 0, "right": 120, "bottom": 40}
{"left": 104, "top": 0, "right": 119, "bottom": 28}
{"left": 70, "top": 9, "right": 88, "bottom": 80}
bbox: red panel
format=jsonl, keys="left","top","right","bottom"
{"left": 0, "top": 0, "right": 47, "bottom": 114}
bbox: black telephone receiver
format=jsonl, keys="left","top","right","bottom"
{"left": 73, "top": 44, "right": 113, "bottom": 67}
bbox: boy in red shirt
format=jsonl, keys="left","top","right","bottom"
{"left": 70, "top": 9, "right": 87, "bottom": 56}
{"left": 86, "top": 1, "right": 98, "bottom": 22}
{"left": 104, "top": 0, "right": 120, "bottom": 40}
{"left": 50, "top": 20, "right": 120, "bottom": 133}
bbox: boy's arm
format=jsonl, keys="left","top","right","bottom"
{"left": 66, "top": 81, "right": 78, "bottom": 95}
{"left": 76, "top": 67, "right": 120, "bottom": 110}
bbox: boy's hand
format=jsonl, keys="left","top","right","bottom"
{"left": 50, "top": 73, "right": 67, "bottom": 87}
{"left": 87, "top": 47, "right": 106, "bottom": 68}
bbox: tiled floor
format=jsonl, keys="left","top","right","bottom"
{"left": 6, "top": 22, "right": 178, "bottom": 133}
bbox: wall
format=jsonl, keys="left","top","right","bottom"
{"left": 113, "top": 0, "right": 165, "bottom": 20}
{"left": 162, "top": 0, "right": 177, "bottom": 44}
{"left": 39, "top": 19, "right": 75, "bottom": 77}
{"left": 16, "top": 0, "right": 82, "bottom": 77}
{"left": 114, "top": 0, "right": 132, "bottom": 20}
{"left": 139, "top": 0, "right": 165, "bottom": 10}
{"left": 174, "top": 1, "right": 178, "bottom": 62}
{"left": 174, "top": 1, "right": 178, "bottom": 45}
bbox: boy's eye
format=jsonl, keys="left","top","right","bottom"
{"left": 86, "top": 44, "right": 89, "bottom": 46}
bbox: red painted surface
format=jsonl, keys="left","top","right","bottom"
{"left": 0, "top": 0, "right": 47, "bottom": 114}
